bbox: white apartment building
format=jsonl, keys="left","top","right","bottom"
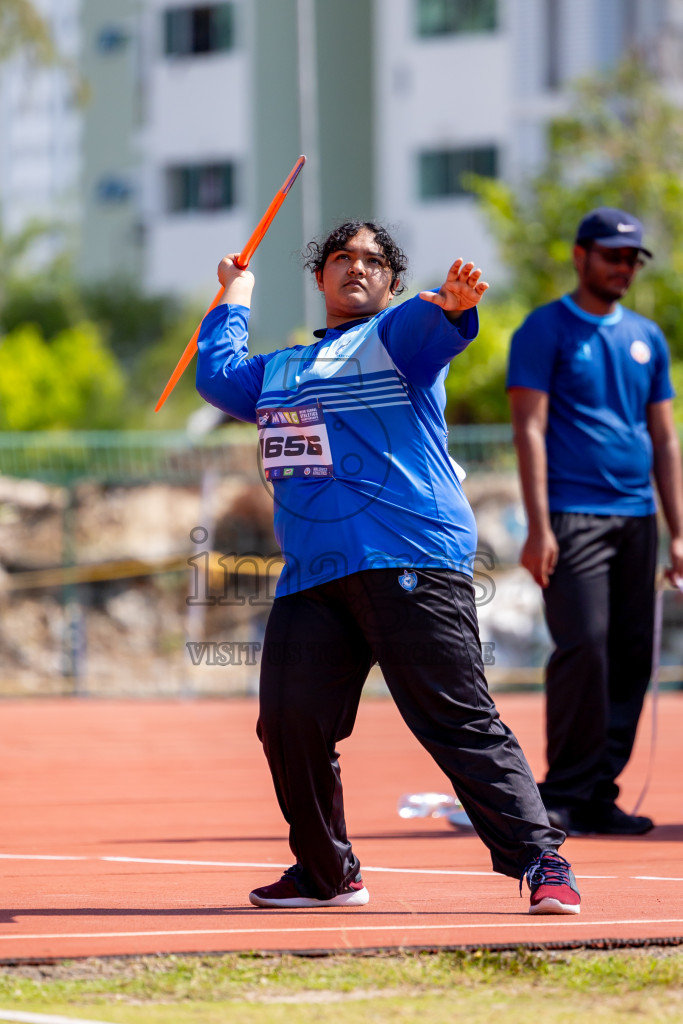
{"left": 374, "top": 0, "right": 683, "bottom": 288}
{"left": 0, "top": 0, "right": 81, "bottom": 266}
{"left": 2, "top": 0, "right": 683, "bottom": 342}
{"left": 137, "top": 0, "right": 251, "bottom": 297}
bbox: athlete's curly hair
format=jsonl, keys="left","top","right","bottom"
{"left": 302, "top": 220, "right": 408, "bottom": 295}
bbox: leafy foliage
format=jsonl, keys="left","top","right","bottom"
{"left": 77, "top": 279, "right": 204, "bottom": 428}
{"left": 472, "top": 58, "right": 683, "bottom": 359}
{"left": 0, "top": 219, "right": 71, "bottom": 313}
{"left": 127, "top": 300, "right": 209, "bottom": 428}
{"left": 445, "top": 299, "right": 525, "bottom": 423}
{"left": 80, "top": 280, "right": 184, "bottom": 366}
{"left": 0, "top": 2, "right": 196, "bottom": 431}
{"left": 0, "top": 321, "right": 125, "bottom": 429}
{"left": 0, "top": 0, "right": 54, "bottom": 64}
{"left": 0, "top": 257, "right": 84, "bottom": 339}
{"left": 459, "top": 58, "right": 683, "bottom": 422}
{"left": 0, "top": 268, "right": 207, "bottom": 429}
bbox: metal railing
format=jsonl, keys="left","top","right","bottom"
{"left": 0, "top": 427, "right": 256, "bottom": 485}
{"left": 448, "top": 422, "right": 514, "bottom": 470}
{"left": 0, "top": 424, "right": 515, "bottom": 486}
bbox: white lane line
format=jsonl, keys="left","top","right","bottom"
{"left": 2, "top": 853, "right": 681, "bottom": 883}
{"left": 1, "top": 918, "right": 683, "bottom": 942}
{"left": 364, "top": 866, "right": 506, "bottom": 877}
{"left": 102, "top": 857, "right": 293, "bottom": 869}
{"left": 104, "top": 857, "right": 506, "bottom": 877}
{"left": 0, "top": 1011, "right": 112, "bottom": 1024}
{"left": 0, "top": 854, "right": 620, "bottom": 880}
{"left": 635, "top": 876, "right": 683, "bottom": 881}
{"left": 365, "top": 867, "right": 618, "bottom": 879}
{"left": 0, "top": 856, "right": 86, "bottom": 862}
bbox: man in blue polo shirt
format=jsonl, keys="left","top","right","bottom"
{"left": 507, "top": 207, "right": 683, "bottom": 836}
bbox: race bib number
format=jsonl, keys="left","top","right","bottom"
{"left": 257, "top": 404, "right": 333, "bottom": 480}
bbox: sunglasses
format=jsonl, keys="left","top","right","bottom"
{"left": 590, "top": 245, "right": 646, "bottom": 269}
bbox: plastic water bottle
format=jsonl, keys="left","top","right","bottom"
{"left": 446, "top": 807, "right": 474, "bottom": 829}
{"left": 397, "top": 792, "right": 460, "bottom": 819}
{"left": 397, "top": 792, "right": 473, "bottom": 829}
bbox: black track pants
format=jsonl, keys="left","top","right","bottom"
{"left": 257, "top": 568, "right": 563, "bottom": 899}
{"left": 539, "top": 513, "right": 657, "bottom": 810}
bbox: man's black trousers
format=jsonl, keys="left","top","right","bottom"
{"left": 539, "top": 512, "right": 657, "bottom": 811}
{"left": 257, "top": 567, "right": 563, "bottom": 900}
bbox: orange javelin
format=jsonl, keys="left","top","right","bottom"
{"left": 154, "top": 154, "right": 306, "bottom": 412}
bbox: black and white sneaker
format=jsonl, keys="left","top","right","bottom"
{"left": 249, "top": 866, "right": 369, "bottom": 908}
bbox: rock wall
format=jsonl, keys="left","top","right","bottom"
{"left": 2, "top": 470, "right": 682, "bottom": 696}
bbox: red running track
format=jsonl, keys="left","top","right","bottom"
{"left": 0, "top": 692, "right": 682, "bottom": 960}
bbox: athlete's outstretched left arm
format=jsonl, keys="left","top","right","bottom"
{"left": 380, "top": 259, "right": 489, "bottom": 387}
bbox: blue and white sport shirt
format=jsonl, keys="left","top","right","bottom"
{"left": 196, "top": 295, "right": 479, "bottom": 596}
{"left": 507, "top": 295, "right": 674, "bottom": 515}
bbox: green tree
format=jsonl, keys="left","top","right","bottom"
{"left": 0, "top": 1, "right": 84, "bottom": 303}
{"left": 445, "top": 299, "right": 525, "bottom": 424}
{"left": 78, "top": 279, "right": 203, "bottom": 427}
{"left": 131, "top": 302, "right": 210, "bottom": 428}
{"left": 81, "top": 280, "right": 185, "bottom": 367}
{"left": 0, "top": 0, "right": 55, "bottom": 64}
{"left": 0, "top": 269, "right": 205, "bottom": 430}
{"left": 0, "top": 218, "right": 58, "bottom": 310}
{"left": 472, "top": 58, "right": 683, "bottom": 358}
{"left": 0, "top": 322, "right": 125, "bottom": 430}
{"left": 444, "top": 58, "right": 683, "bottom": 423}
{"left": 0, "top": 251, "right": 83, "bottom": 335}
{"left": 0, "top": 2, "right": 188, "bottom": 431}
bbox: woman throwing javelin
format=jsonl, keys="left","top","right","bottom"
{"left": 196, "top": 221, "right": 581, "bottom": 915}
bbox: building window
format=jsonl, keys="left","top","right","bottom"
{"left": 97, "top": 26, "right": 130, "bottom": 54}
{"left": 416, "top": 0, "right": 497, "bottom": 37}
{"left": 96, "top": 176, "right": 134, "bottom": 203}
{"left": 167, "top": 162, "right": 235, "bottom": 212}
{"left": 419, "top": 147, "right": 498, "bottom": 199}
{"left": 164, "top": 4, "right": 233, "bottom": 57}
{"left": 544, "top": 0, "right": 561, "bottom": 90}
{"left": 620, "top": 0, "right": 640, "bottom": 50}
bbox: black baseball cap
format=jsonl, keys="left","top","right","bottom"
{"left": 575, "top": 207, "right": 653, "bottom": 258}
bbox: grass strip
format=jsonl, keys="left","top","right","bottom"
{"left": 0, "top": 948, "right": 681, "bottom": 1023}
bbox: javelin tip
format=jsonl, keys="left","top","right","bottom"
{"left": 282, "top": 155, "right": 307, "bottom": 194}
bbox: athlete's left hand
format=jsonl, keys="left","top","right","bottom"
{"left": 419, "top": 259, "right": 489, "bottom": 322}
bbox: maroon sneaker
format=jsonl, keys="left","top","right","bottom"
{"left": 521, "top": 850, "right": 581, "bottom": 915}
{"left": 249, "top": 866, "right": 369, "bottom": 908}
